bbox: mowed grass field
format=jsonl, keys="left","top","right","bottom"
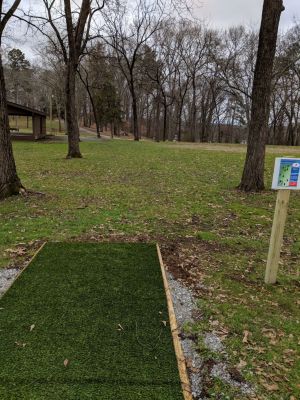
{"left": 1, "top": 139, "right": 300, "bottom": 399}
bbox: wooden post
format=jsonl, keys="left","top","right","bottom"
{"left": 49, "top": 93, "right": 53, "bottom": 134}
{"left": 265, "top": 189, "right": 290, "bottom": 284}
{"left": 156, "top": 245, "right": 193, "bottom": 400}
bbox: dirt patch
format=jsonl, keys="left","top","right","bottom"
{"left": 160, "top": 237, "right": 223, "bottom": 293}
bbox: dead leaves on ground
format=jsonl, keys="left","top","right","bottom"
{"left": 63, "top": 359, "right": 69, "bottom": 367}
{"left": 261, "top": 327, "right": 285, "bottom": 346}
{"left": 15, "top": 341, "right": 26, "bottom": 348}
{"left": 261, "top": 382, "right": 279, "bottom": 392}
{"left": 236, "top": 359, "right": 247, "bottom": 370}
{"left": 3, "top": 240, "right": 44, "bottom": 270}
{"left": 242, "top": 330, "right": 250, "bottom": 343}
{"left": 117, "top": 324, "right": 124, "bottom": 331}
{"left": 5, "top": 247, "right": 27, "bottom": 257}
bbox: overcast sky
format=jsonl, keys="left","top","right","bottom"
{"left": 7, "top": 0, "right": 300, "bottom": 59}
{"left": 197, "top": 0, "right": 299, "bottom": 30}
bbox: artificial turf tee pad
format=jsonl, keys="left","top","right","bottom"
{"left": 0, "top": 243, "right": 184, "bottom": 400}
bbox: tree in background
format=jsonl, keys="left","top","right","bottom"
{"left": 78, "top": 43, "right": 122, "bottom": 138}
{"left": 94, "top": 80, "right": 122, "bottom": 135}
{"left": 6, "top": 3, "right": 300, "bottom": 147}
{"left": 238, "top": 0, "right": 285, "bottom": 191}
{"left": 0, "top": 0, "right": 23, "bottom": 199}
{"left": 7, "top": 48, "right": 29, "bottom": 70}
{"left": 102, "top": 0, "right": 164, "bottom": 141}
{"left": 22, "top": 0, "right": 105, "bottom": 158}
{"left": 6, "top": 48, "right": 32, "bottom": 126}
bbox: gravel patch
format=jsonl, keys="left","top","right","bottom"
{"left": 181, "top": 338, "right": 203, "bottom": 398}
{"left": 167, "top": 272, "right": 254, "bottom": 399}
{"left": 168, "top": 274, "right": 195, "bottom": 327}
{"left": 204, "top": 332, "right": 224, "bottom": 353}
{"left": 168, "top": 274, "right": 203, "bottom": 398}
{"left": 0, "top": 268, "right": 19, "bottom": 297}
{"left": 211, "top": 363, "right": 254, "bottom": 396}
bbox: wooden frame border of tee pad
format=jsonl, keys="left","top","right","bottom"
{"left": 157, "top": 244, "right": 193, "bottom": 400}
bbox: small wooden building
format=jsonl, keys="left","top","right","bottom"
{"left": 7, "top": 101, "right": 46, "bottom": 140}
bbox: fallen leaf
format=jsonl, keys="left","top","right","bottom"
{"left": 15, "top": 341, "right": 26, "bottom": 348}
{"left": 185, "top": 357, "right": 200, "bottom": 373}
{"left": 29, "top": 324, "right": 35, "bottom": 332}
{"left": 262, "top": 382, "right": 279, "bottom": 391}
{"left": 283, "top": 349, "right": 296, "bottom": 355}
{"left": 162, "top": 320, "right": 167, "bottom": 327}
{"left": 242, "top": 330, "right": 250, "bottom": 343}
{"left": 63, "top": 359, "right": 69, "bottom": 367}
{"left": 6, "top": 247, "right": 27, "bottom": 256}
{"left": 236, "top": 359, "right": 247, "bottom": 370}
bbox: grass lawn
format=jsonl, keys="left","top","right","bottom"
{"left": 0, "top": 242, "right": 183, "bottom": 399}
{"left": 1, "top": 139, "right": 299, "bottom": 399}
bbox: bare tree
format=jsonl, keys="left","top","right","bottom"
{"left": 217, "top": 27, "right": 257, "bottom": 130}
{"left": 102, "top": 0, "right": 164, "bottom": 140}
{"left": 0, "top": 0, "right": 23, "bottom": 199}
{"left": 78, "top": 53, "right": 102, "bottom": 138}
{"left": 12, "top": 3, "right": 300, "bottom": 149}
{"left": 238, "top": 0, "right": 285, "bottom": 191}
{"left": 22, "top": 0, "right": 105, "bottom": 158}
{"left": 146, "top": 24, "right": 177, "bottom": 141}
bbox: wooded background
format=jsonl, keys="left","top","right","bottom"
{"left": 4, "top": 7, "right": 300, "bottom": 145}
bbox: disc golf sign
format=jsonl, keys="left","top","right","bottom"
{"left": 265, "top": 158, "right": 300, "bottom": 284}
{"left": 272, "top": 158, "right": 300, "bottom": 189}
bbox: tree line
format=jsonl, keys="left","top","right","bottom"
{"left": 5, "top": 8, "right": 299, "bottom": 146}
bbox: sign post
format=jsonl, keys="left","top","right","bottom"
{"left": 265, "top": 158, "right": 300, "bottom": 284}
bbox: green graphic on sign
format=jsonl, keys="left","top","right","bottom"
{"left": 278, "top": 164, "right": 292, "bottom": 187}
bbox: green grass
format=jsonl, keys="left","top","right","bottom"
{"left": 0, "top": 242, "right": 183, "bottom": 399}
{"left": 1, "top": 139, "right": 300, "bottom": 399}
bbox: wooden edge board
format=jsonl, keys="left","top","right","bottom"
{"left": 0, "top": 242, "right": 47, "bottom": 299}
{"left": 156, "top": 244, "right": 193, "bottom": 400}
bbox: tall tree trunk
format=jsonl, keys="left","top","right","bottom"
{"left": 146, "top": 98, "right": 152, "bottom": 138}
{"left": 129, "top": 75, "right": 139, "bottom": 141}
{"left": 191, "top": 80, "right": 197, "bottom": 142}
{"left": 78, "top": 71, "right": 101, "bottom": 138}
{"left": 177, "top": 101, "right": 183, "bottom": 142}
{"left": 65, "top": 63, "right": 82, "bottom": 158}
{"left": 89, "top": 93, "right": 100, "bottom": 138}
{"left": 155, "top": 95, "right": 160, "bottom": 142}
{"left": 0, "top": 55, "right": 23, "bottom": 199}
{"left": 83, "top": 100, "right": 89, "bottom": 127}
{"left": 57, "top": 102, "right": 62, "bottom": 133}
{"left": 238, "top": 0, "right": 284, "bottom": 191}
{"left": 163, "top": 102, "right": 167, "bottom": 142}
{"left": 131, "top": 93, "right": 139, "bottom": 141}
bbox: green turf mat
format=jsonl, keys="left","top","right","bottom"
{"left": 0, "top": 243, "right": 183, "bottom": 399}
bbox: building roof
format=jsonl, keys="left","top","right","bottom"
{"left": 7, "top": 101, "right": 46, "bottom": 117}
